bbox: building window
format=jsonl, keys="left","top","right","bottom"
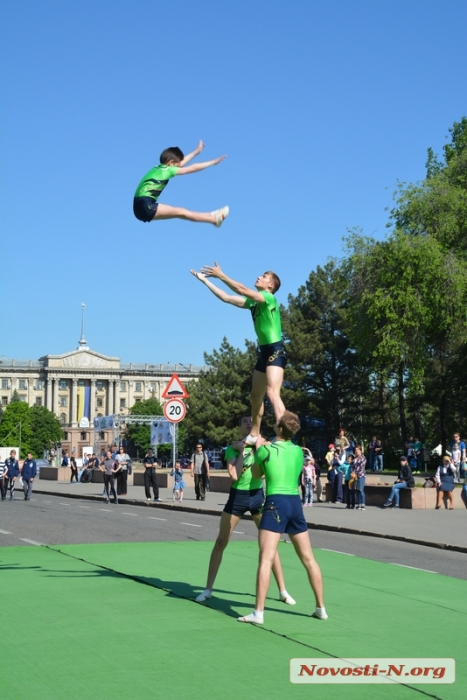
{"left": 59, "top": 397, "right": 67, "bottom": 407}
{"left": 96, "top": 381, "right": 103, "bottom": 390}
{"left": 19, "top": 379, "right": 27, "bottom": 390}
{"left": 149, "top": 382, "right": 156, "bottom": 392}
{"left": 120, "top": 381, "right": 126, "bottom": 391}
{"left": 59, "top": 380, "right": 67, "bottom": 390}
{"left": 78, "top": 380, "right": 85, "bottom": 387}
{"left": 134, "top": 398, "right": 141, "bottom": 403}
{"left": 60, "top": 416, "right": 67, "bottom": 426}
{"left": 19, "top": 395, "right": 27, "bottom": 402}
{"left": 120, "top": 398, "right": 126, "bottom": 409}
{"left": 97, "top": 398, "right": 103, "bottom": 408}
{"left": 135, "top": 382, "right": 142, "bottom": 392}
{"left": 81, "top": 432, "right": 87, "bottom": 441}
{"left": 1, "top": 396, "right": 7, "bottom": 406}
{"left": 35, "top": 397, "right": 42, "bottom": 406}
{"left": 1, "top": 379, "right": 9, "bottom": 389}
{"left": 35, "top": 380, "right": 43, "bottom": 390}
{"left": 99, "top": 431, "right": 105, "bottom": 439}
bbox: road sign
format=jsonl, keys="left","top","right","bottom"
{"left": 163, "top": 398, "right": 187, "bottom": 423}
{"left": 161, "top": 373, "right": 190, "bottom": 400}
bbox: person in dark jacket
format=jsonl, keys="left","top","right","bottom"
{"left": 383, "top": 455, "right": 414, "bottom": 508}
{"left": 21, "top": 453, "right": 37, "bottom": 501}
{"left": 3, "top": 450, "right": 20, "bottom": 500}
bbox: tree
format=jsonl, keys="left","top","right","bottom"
{"left": 29, "top": 405, "right": 63, "bottom": 457}
{"left": 125, "top": 397, "right": 164, "bottom": 456}
{"left": 0, "top": 401, "right": 33, "bottom": 456}
{"left": 281, "top": 261, "right": 370, "bottom": 448}
{"left": 181, "top": 338, "right": 258, "bottom": 450}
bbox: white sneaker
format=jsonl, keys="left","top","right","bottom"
{"left": 196, "top": 590, "right": 212, "bottom": 603}
{"left": 311, "top": 607, "right": 328, "bottom": 620}
{"left": 280, "top": 593, "right": 296, "bottom": 605}
{"left": 243, "top": 434, "right": 258, "bottom": 446}
{"left": 212, "top": 206, "right": 229, "bottom": 227}
{"left": 237, "top": 612, "right": 264, "bottom": 624}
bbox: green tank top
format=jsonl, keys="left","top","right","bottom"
{"left": 225, "top": 445, "right": 263, "bottom": 490}
{"left": 255, "top": 441, "right": 302, "bottom": 496}
{"left": 134, "top": 164, "right": 179, "bottom": 201}
{"left": 244, "top": 291, "right": 282, "bottom": 346}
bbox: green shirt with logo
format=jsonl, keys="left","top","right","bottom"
{"left": 255, "top": 441, "right": 302, "bottom": 496}
{"left": 134, "top": 164, "right": 179, "bottom": 201}
{"left": 243, "top": 291, "right": 282, "bottom": 346}
{"left": 225, "top": 445, "right": 263, "bottom": 491}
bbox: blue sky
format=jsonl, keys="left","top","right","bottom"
{"left": 1, "top": 0, "right": 466, "bottom": 366}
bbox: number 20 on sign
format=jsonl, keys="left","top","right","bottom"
{"left": 163, "top": 398, "right": 187, "bottom": 423}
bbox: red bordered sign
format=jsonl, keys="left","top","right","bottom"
{"left": 163, "top": 398, "right": 187, "bottom": 423}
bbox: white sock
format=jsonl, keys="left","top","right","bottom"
{"left": 238, "top": 610, "right": 264, "bottom": 623}
{"left": 195, "top": 589, "right": 212, "bottom": 603}
{"left": 312, "top": 606, "right": 328, "bottom": 620}
{"left": 280, "top": 590, "right": 296, "bottom": 605}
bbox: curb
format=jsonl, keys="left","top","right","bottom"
{"left": 32, "top": 488, "right": 467, "bottom": 555}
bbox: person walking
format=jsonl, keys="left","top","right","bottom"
{"left": 3, "top": 450, "right": 20, "bottom": 500}
{"left": 21, "top": 453, "right": 37, "bottom": 501}
{"left": 144, "top": 449, "right": 161, "bottom": 502}
{"left": 115, "top": 447, "right": 130, "bottom": 496}
{"left": 190, "top": 444, "right": 210, "bottom": 501}
{"left": 353, "top": 445, "right": 367, "bottom": 511}
{"left": 99, "top": 450, "right": 118, "bottom": 504}
{"left": 69, "top": 454, "right": 79, "bottom": 483}
{"left": 435, "top": 456, "right": 456, "bottom": 510}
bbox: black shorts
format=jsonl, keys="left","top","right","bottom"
{"left": 133, "top": 197, "right": 159, "bottom": 223}
{"left": 223, "top": 487, "right": 264, "bottom": 517}
{"left": 259, "top": 494, "right": 308, "bottom": 535}
{"left": 255, "top": 341, "right": 288, "bottom": 373}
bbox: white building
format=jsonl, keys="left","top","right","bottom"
{"left": 0, "top": 340, "right": 205, "bottom": 457}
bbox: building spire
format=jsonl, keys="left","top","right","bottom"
{"left": 78, "top": 302, "right": 89, "bottom": 349}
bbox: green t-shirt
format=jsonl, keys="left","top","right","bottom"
{"left": 243, "top": 291, "right": 282, "bottom": 346}
{"left": 134, "top": 164, "right": 179, "bottom": 201}
{"left": 225, "top": 445, "right": 263, "bottom": 491}
{"left": 255, "top": 441, "right": 303, "bottom": 496}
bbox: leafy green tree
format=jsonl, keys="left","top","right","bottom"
{"left": 125, "top": 397, "right": 165, "bottom": 456}
{"left": 0, "top": 401, "right": 33, "bottom": 456}
{"left": 181, "top": 338, "right": 258, "bottom": 450}
{"left": 281, "top": 261, "right": 371, "bottom": 448}
{"left": 29, "top": 405, "right": 63, "bottom": 457}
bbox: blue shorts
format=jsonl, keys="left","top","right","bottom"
{"left": 223, "top": 487, "right": 264, "bottom": 517}
{"left": 133, "top": 197, "right": 159, "bottom": 222}
{"left": 259, "top": 494, "right": 308, "bottom": 535}
{"left": 255, "top": 341, "right": 288, "bottom": 373}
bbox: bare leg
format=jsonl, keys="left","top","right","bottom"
{"left": 250, "top": 370, "right": 267, "bottom": 436}
{"left": 265, "top": 365, "right": 285, "bottom": 422}
{"left": 252, "top": 513, "right": 286, "bottom": 593}
{"left": 154, "top": 203, "right": 216, "bottom": 224}
{"left": 254, "top": 529, "right": 282, "bottom": 611}
{"left": 289, "top": 531, "right": 324, "bottom": 608}
{"left": 204, "top": 512, "right": 241, "bottom": 592}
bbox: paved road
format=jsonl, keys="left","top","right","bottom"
{"left": 1, "top": 493, "right": 466, "bottom": 580}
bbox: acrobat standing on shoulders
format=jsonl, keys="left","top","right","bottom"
{"left": 133, "top": 140, "right": 229, "bottom": 226}
{"left": 190, "top": 262, "right": 287, "bottom": 444}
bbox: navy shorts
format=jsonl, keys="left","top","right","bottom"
{"left": 133, "top": 197, "right": 159, "bottom": 222}
{"left": 255, "top": 341, "right": 288, "bottom": 373}
{"left": 223, "top": 487, "right": 264, "bottom": 517}
{"left": 259, "top": 494, "right": 308, "bottom": 535}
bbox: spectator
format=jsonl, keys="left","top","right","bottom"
{"left": 413, "top": 437, "right": 423, "bottom": 473}
{"left": 335, "top": 429, "right": 350, "bottom": 453}
{"left": 143, "top": 448, "right": 161, "bottom": 502}
{"left": 374, "top": 440, "right": 384, "bottom": 472}
{"left": 450, "top": 441, "right": 462, "bottom": 483}
{"left": 69, "top": 454, "right": 79, "bottom": 484}
{"left": 331, "top": 448, "right": 345, "bottom": 503}
{"left": 99, "top": 449, "right": 119, "bottom": 504}
{"left": 314, "top": 459, "right": 323, "bottom": 503}
{"left": 383, "top": 456, "right": 414, "bottom": 508}
{"left": 0, "top": 459, "right": 7, "bottom": 500}
{"left": 368, "top": 436, "right": 377, "bottom": 472}
{"left": 353, "top": 445, "right": 366, "bottom": 511}
{"left": 170, "top": 461, "right": 186, "bottom": 502}
{"left": 324, "top": 444, "right": 335, "bottom": 470}
{"left": 435, "top": 456, "right": 455, "bottom": 510}
{"left": 301, "top": 456, "right": 316, "bottom": 507}
{"left": 406, "top": 436, "right": 416, "bottom": 469}
{"left": 61, "top": 450, "right": 69, "bottom": 468}
{"left": 115, "top": 447, "right": 131, "bottom": 496}
{"left": 339, "top": 453, "right": 356, "bottom": 509}
{"left": 3, "top": 449, "right": 20, "bottom": 500}
{"left": 449, "top": 432, "right": 466, "bottom": 465}
{"left": 190, "top": 443, "right": 210, "bottom": 501}
{"left": 21, "top": 452, "right": 37, "bottom": 501}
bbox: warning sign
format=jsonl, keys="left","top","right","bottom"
{"left": 161, "top": 373, "right": 190, "bottom": 400}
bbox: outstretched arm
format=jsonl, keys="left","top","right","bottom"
{"left": 179, "top": 139, "right": 205, "bottom": 166}
{"left": 176, "top": 154, "right": 227, "bottom": 175}
{"left": 200, "top": 261, "right": 265, "bottom": 303}
{"left": 190, "top": 270, "right": 245, "bottom": 307}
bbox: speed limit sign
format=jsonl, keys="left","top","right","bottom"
{"left": 163, "top": 398, "right": 187, "bottom": 423}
